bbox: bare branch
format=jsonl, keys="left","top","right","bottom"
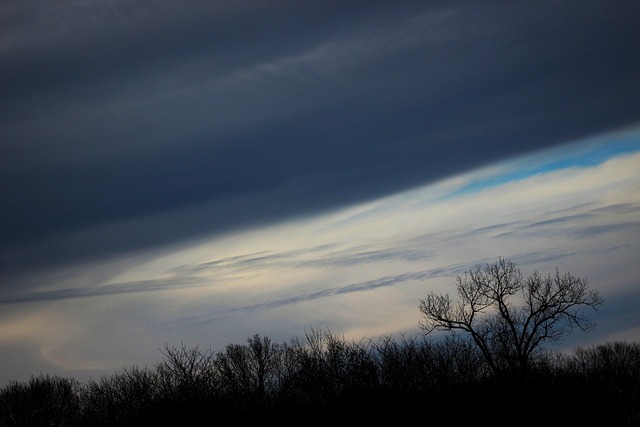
{"left": 418, "top": 258, "right": 604, "bottom": 375}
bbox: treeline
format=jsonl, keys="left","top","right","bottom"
{"left": 1, "top": 329, "right": 639, "bottom": 426}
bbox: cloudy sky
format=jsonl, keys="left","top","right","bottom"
{"left": 1, "top": 0, "right": 640, "bottom": 386}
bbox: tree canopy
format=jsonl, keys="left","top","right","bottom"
{"left": 418, "top": 257, "right": 604, "bottom": 374}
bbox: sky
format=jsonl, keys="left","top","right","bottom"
{"left": 1, "top": 0, "right": 640, "bottom": 386}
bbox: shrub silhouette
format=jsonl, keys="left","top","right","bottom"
{"left": 0, "top": 374, "right": 81, "bottom": 426}
{"left": 567, "top": 341, "right": 640, "bottom": 424}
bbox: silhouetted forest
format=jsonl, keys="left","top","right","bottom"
{"left": 1, "top": 330, "right": 638, "bottom": 426}
{"left": 2, "top": 260, "right": 638, "bottom": 425}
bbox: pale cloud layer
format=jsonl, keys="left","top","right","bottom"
{"left": 1, "top": 131, "right": 638, "bottom": 386}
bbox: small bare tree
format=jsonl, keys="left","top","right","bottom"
{"left": 214, "top": 334, "right": 282, "bottom": 406}
{"left": 418, "top": 258, "right": 604, "bottom": 375}
{"left": 155, "top": 342, "right": 217, "bottom": 402}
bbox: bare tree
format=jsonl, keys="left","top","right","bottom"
{"left": 155, "top": 342, "right": 217, "bottom": 402}
{"left": 418, "top": 258, "right": 604, "bottom": 375}
{"left": 214, "top": 334, "right": 282, "bottom": 407}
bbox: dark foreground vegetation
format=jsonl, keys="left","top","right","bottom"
{"left": 1, "top": 259, "right": 637, "bottom": 425}
{"left": 1, "top": 333, "right": 639, "bottom": 426}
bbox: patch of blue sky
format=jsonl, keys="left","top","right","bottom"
{"left": 449, "top": 129, "right": 640, "bottom": 198}
{"left": 328, "top": 127, "right": 640, "bottom": 227}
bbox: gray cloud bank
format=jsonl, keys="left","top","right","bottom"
{"left": 2, "top": 1, "right": 640, "bottom": 283}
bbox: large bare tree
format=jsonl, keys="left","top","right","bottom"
{"left": 418, "top": 258, "right": 604, "bottom": 375}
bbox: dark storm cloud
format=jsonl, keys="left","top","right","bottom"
{"left": 2, "top": 0, "right": 640, "bottom": 284}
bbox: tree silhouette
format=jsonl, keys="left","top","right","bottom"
{"left": 418, "top": 257, "right": 604, "bottom": 375}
